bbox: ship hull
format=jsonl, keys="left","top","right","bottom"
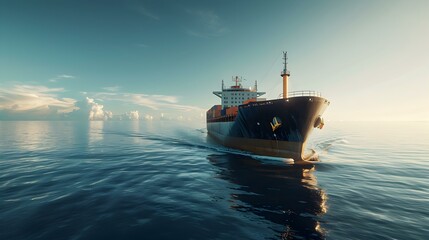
{"left": 207, "top": 96, "right": 329, "bottom": 161}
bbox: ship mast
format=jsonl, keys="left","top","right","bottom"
{"left": 232, "top": 76, "right": 242, "bottom": 88}
{"left": 281, "top": 51, "right": 291, "bottom": 99}
{"left": 234, "top": 76, "right": 240, "bottom": 87}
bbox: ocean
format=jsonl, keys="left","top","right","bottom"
{"left": 0, "top": 121, "right": 428, "bottom": 240}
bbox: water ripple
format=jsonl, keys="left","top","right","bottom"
{"left": 1, "top": 121, "right": 428, "bottom": 239}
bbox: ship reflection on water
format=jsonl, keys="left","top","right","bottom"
{"left": 207, "top": 154, "right": 327, "bottom": 239}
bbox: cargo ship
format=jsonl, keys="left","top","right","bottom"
{"left": 206, "top": 52, "right": 330, "bottom": 161}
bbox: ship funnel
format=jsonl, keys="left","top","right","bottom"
{"left": 281, "top": 51, "right": 290, "bottom": 99}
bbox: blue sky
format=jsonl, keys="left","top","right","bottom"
{"left": 1, "top": 0, "right": 428, "bottom": 121}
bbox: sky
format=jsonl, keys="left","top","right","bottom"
{"left": 1, "top": 0, "right": 428, "bottom": 121}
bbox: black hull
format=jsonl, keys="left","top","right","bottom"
{"left": 207, "top": 96, "right": 329, "bottom": 161}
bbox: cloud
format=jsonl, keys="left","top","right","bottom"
{"left": 70, "top": 97, "right": 113, "bottom": 121}
{"left": 126, "top": 111, "right": 140, "bottom": 120}
{"left": 94, "top": 92, "right": 204, "bottom": 112}
{"left": 0, "top": 85, "right": 115, "bottom": 121}
{"left": 49, "top": 74, "right": 75, "bottom": 82}
{"left": 0, "top": 85, "right": 77, "bottom": 119}
{"left": 143, "top": 114, "right": 153, "bottom": 120}
{"left": 102, "top": 86, "right": 121, "bottom": 92}
{"left": 185, "top": 9, "right": 227, "bottom": 38}
{"left": 114, "top": 110, "right": 140, "bottom": 120}
{"left": 137, "top": 43, "right": 149, "bottom": 48}
{"left": 0, "top": 84, "right": 203, "bottom": 121}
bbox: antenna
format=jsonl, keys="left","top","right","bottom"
{"left": 281, "top": 51, "right": 290, "bottom": 99}
{"left": 232, "top": 76, "right": 242, "bottom": 87}
{"left": 284, "top": 51, "right": 287, "bottom": 72}
{"left": 281, "top": 51, "right": 290, "bottom": 76}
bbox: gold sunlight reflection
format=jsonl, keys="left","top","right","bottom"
{"left": 88, "top": 121, "right": 104, "bottom": 145}
{"left": 131, "top": 121, "right": 142, "bottom": 144}
{"left": 302, "top": 166, "right": 328, "bottom": 215}
{"left": 14, "top": 122, "right": 53, "bottom": 152}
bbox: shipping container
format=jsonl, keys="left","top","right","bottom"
{"left": 226, "top": 106, "right": 238, "bottom": 115}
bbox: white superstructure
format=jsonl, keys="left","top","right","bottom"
{"left": 213, "top": 76, "right": 266, "bottom": 108}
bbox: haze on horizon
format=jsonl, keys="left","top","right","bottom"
{"left": 1, "top": 0, "right": 428, "bottom": 122}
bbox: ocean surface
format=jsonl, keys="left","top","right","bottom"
{"left": 0, "top": 121, "right": 428, "bottom": 240}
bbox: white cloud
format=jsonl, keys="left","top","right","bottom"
{"left": 87, "top": 98, "right": 112, "bottom": 120}
{"left": 127, "top": 111, "right": 140, "bottom": 120}
{"left": 102, "top": 86, "right": 121, "bottom": 92}
{"left": 144, "top": 114, "right": 153, "bottom": 120}
{"left": 0, "top": 85, "right": 117, "bottom": 121}
{"left": 94, "top": 92, "right": 204, "bottom": 112}
{"left": 0, "top": 85, "right": 77, "bottom": 119}
{"left": 70, "top": 97, "right": 113, "bottom": 121}
{"left": 112, "top": 111, "right": 140, "bottom": 120}
{"left": 49, "top": 74, "right": 75, "bottom": 82}
{"left": 0, "top": 84, "right": 204, "bottom": 121}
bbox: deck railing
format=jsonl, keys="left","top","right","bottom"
{"left": 278, "top": 90, "right": 322, "bottom": 98}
